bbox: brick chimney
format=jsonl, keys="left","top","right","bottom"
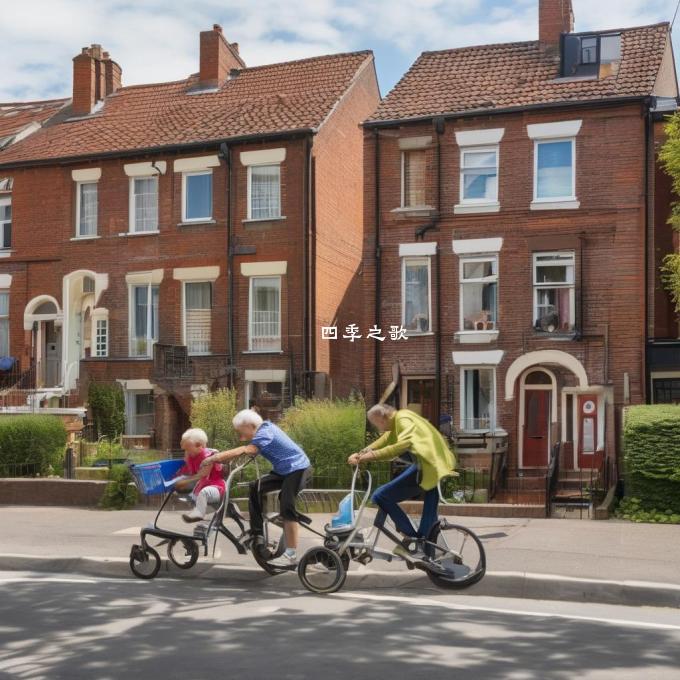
{"left": 72, "top": 44, "right": 120, "bottom": 116}
{"left": 199, "top": 24, "right": 245, "bottom": 88}
{"left": 539, "top": 0, "right": 574, "bottom": 51}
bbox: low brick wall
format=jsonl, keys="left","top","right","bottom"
{"left": 0, "top": 479, "right": 108, "bottom": 506}
{"left": 402, "top": 501, "right": 547, "bottom": 519}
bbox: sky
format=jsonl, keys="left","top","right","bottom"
{"left": 1, "top": 0, "right": 680, "bottom": 102}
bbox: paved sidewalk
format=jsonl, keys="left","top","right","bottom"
{"left": 1, "top": 506, "right": 678, "bottom": 606}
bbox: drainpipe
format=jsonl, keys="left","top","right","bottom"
{"left": 373, "top": 128, "right": 381, "bottom": 404}
{"left": 643, "top": 97, "right": 654, "bottom": 402}
{"left": 301, "top": 134, "right": 313, "bottom": 396}
{"left": 218, "top": 142, "right": 235, "bottom": 386}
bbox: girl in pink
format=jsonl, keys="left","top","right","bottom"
{"left": 175, "top": 428, "right": 225, "bottom": 522}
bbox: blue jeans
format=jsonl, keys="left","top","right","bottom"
{"left": 372, "top": 464, "right": 439, "bottom": 539}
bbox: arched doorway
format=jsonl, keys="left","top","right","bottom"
{"left": 520, "top": 368, "right": 557, "bottom": 468}
{"left": 24, "top": 296, "right": 62, "bottom": 388}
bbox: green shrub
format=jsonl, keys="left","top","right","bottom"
{"left": 88, "top": 382, "right": 126, "bottom": 439}
{"left": 100, "top": 464, "right": 138, "bottom": 510}
{"left": 279, "top": 398, "right": 367, "bottom": 488}
{"left": 0, "top": 415, "right": 67, "bottom": 476}
{"left": 623, "top": 405, "right": 680, "bottom": 514}
{"left": 614, "top": 497, "right": 680, "bottom": 524}
{"left": 191, "top": 388, "right": 240, "bottom": 450}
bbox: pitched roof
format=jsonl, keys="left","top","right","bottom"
{"left": 368, "top": 23, "right": 671, "bottom": 123}
{"left": 0, "top": 99, "right": 68, "bottom": 144}
{"left": 0, "top": 51, "right": 373, "bottom": 166}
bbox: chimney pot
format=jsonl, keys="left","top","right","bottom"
{"left": 213, "top": 24, "right": 223, "bottom": 33}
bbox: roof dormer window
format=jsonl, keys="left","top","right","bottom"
{"left": 561, "top": 33, "right": 621, "bottom": 79}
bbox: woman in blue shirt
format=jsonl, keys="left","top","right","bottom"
{"left": 202, "top": 409, "right": 310, "bottom": 567}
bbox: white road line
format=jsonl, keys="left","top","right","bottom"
{"left": 332, "top": 592, "right": 680, "bottom": 631}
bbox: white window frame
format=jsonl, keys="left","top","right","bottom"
{"left": 248, "top": 275, "right": 282, "bottom": 352}
{"left": 459, "top": 255, "right": 499, "bottom": 333}
{"left": 532, "top": 251, "right": 576, "bottom": 333}
{"left": 181, "top": 170, "right": 213, "bottom": 223}
{"left": 460, "top": 366, "right": 497, "bottom": 433}
{"left": 94, "top": 318, "right": 108, "bottom": 358}
{"left": 75, "top": 181, "right": 98, "bottom": 238}
{"left": 400, "top": 149, "right": 428, "bottom": 209}
{"left": 128, "top": 282, "right": 159, "bottom": 357}
{"left": 401, "top": 256, "right": 432, "bottom": 335}
{"left": 247, "top": 164, "right": 282, "bottom": 221}
{"left": 128, "top": 175, "right": 159, "bottom": 234}
{"left": 459, "top": 145, "right": 499, "bottom": 206}
{"left": 0, "top": 290, "right": 9, "bottom": 356}
{"left": 533, "top": 137, "right": 576, "bottom": 203}
{"left": 181, "top": 280, "right": 212, "bottom": 356}
{"left": 125, "top": 389, "right": 155, "bottom": 437}
{"left": 0, "top": 196, "right": 11, "bottom": 250}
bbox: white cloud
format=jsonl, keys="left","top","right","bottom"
{"left": 0, "top": 0, "right": 676, "bottom": 100}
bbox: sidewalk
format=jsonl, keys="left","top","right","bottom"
{"left": 1, "top": 506, "right": 679, "bottom": 607}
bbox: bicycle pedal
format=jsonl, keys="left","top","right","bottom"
{"left": 356, "top": 551, "right": 373, "bottom": 565}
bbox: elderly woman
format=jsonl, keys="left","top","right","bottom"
{"left": 348, "top": 404, "right": 455, "bottom": 560}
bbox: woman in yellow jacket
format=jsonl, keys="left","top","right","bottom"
{"left": 348, "top": 403, "right": 456, "bottom": 555}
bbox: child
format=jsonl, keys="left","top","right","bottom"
{"left": 174, "top": 428, "right": 225, "bottom": 523}
{"left": 200, "top": 409, "right": 310, "bottom": 567}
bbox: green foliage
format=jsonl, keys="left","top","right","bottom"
{"left": 614, "top": 497, "right": 680, "bottom": 524}
{"left": 623, "top": 405, "right": 680, "bottom": 514}
{"left": 190, "top": 388, "right": 240, "bottom": 450}
{"left": 87, "top": 382, "right": 126, "bottom": 439}
{"left": 660, "top": 252, "right": 680, "bottom": 316}
{"left": 99, "top": 464, "right": 138, "bottom": 510}
{"left": 0, "top": 415, "right": 67, "bottom": 475}
{"left": 279, "top": 398, "right": 367, "bottom": 487}
{"left": 660, "top": 113, "right": 680, "bottom": 232}
{"left": 440, "top": 470, "right": 490, "bottom": 503}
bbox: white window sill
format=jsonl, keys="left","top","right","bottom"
{"left": 530, "top": 199, "right": 580, "bottom": 211}
{"left": 188, "top": 352, "right": 213, "bottom": 357}
{"left": 391, "top": 206, "right": 435, "bottom": 215}
{"left": 178, "top": 219, "right": 216, "bottom": 227}
{"left": 242, "top": 350, "right": 283, "bottom": 355}
{"left": 119, "top": 230, "right": 160, "bottom": 237}
{"left": 70, "top": 236, "right": 101, "bottom": 241}
{"left": 453, "top": 202, "right": 500, "bottom": 215}
{"left": 457, "top": 428, "right": 507, "bottom": 437}
{"left": 243, "top": 217, "right": 286, "bottom": 224}
{"left": 405, "top": 331, "right": 434, "bottom": 337}
{"left": 128, "top": 355, "right": 153, "bottom": 360}
{"left": 455, "top": 331, "right": 499, "bottom": 344}
{"left": 0, "top": 250, "right": 14, "bottom": 258}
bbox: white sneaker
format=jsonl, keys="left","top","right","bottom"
{"left": 268, "top": 552, "right": 298, "bottom": 569}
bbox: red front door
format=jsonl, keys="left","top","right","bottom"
{"left": 523, "top": 390, "right": 550, "bottom": 467}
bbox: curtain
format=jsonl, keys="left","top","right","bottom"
{"left": 185, "top": 282, "right": 211, "bottom": 354}
{"left": 251, "top": 166, "right": 280, "bottom": 219}
{"left": 404, "top": 263, "right": 429, "bottom": 331}
{"left": 251, "top": 278, "right": 280, "bottom": 350}
{"left": 134, "top": 177, "right": 158, "bottom": 231}
{"left": 404, "top": 151, "right": 426, "bottom": 207}
{"left": 79, "top": 183, "right": 97, "bottom": 236}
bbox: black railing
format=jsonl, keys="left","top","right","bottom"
{"left": 153, "top": 344, "right": 193, "bottom": 380}
{"left": 545, "top": 441, "right": 561, "bottom": 517}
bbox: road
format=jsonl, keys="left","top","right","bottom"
{"left": 1, "top": 571, "right": 679, "bottom": 680}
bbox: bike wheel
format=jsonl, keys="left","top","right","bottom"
{"left": 424, "top": 520, "right": 486, "bottom": 590}
{"left": 129, "top": 544, "right": 161, "bottom": 580}
{"left": 298, "top": 547, "right": 346, "bottom": 594}
{"left": 167, "top": 538, "right": 199, "bottom": 570}
{"left": 251, "top": 524, "right": 287, "bottom": 575}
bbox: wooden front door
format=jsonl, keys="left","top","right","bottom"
{"left": 523, "top": 389, "right": 550, "bottom": 467}
{"left": 577, "top": 395, "right": 603, "bottom": 470}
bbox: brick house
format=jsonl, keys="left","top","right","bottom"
{"left": 357, "top": 0, "right": 679, "bottom": 507}
{"left": 0, "top": 26, "right": 379, "bottom": 451}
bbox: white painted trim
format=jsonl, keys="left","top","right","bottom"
{"left": 401, "top": 257, "right": 432, "bottom": 335}
{"left": 458, "top": 145, "right": 499, "bottom": 207}
{"left": 398, "top": 136, "right": 432, "bottom": 150}
{"left": 505, "top": 350, "right": 588, "bottom": 401}
{"left": 244, "top": 369, "right": 287, "bottom": 382}
{"left": 0, "top": 274, "right": 12, "bottom": 288}
{"left": 23, "top": 294, "right": 61, "bottom": 331}
{"left": 117, "top": 378, "right": 154, "bottom": 391}
{"left": 453, "top": 202, "right": 501, "bottom": 214}
{"left": 173, "top": 155, "right": 220, "bottom": 173}
{"left": 527, "top": 120, "right": 582, "bottom": 139}
{"left": 181, "top": 170, "right": 213, "bottom": 223}
{"left": 126, "top": 269, "right": 164, "bottom": 286}
{"left": 452, "top": 350, "right": 504, "bottom": 366}
{"left": 124, "top": 161, "right": 166, "bottom": 177}
{"left": 12, "top": 121, "right": 41, "bottom": 144}
{"left": 173, "top": 266, "right": 219, "bottom": 283}
{"left": 399, "top": 242, "right": 437, "bottom": 257}
{"left": 91, "top": 307, "right": 108, "bottom": 321}
{"left": 530, "top": 199, "right": 580, "bottom": 211}
{"left": 71, "top": 168, "right": 101, "bottom": 182}
{"left": 240, "top": 148, "right": 286, "bottom": 166}
{"left": 455, "top": 331, "right": 499, "bottom": 344}
{"left": 455, "top": 128, "right": 505, "bottom": 146}
{"left": 452, "top": 238, "right": 503, "bottom": 255}
{"left": 241, "top": 261, "right": 287, "bottom": 277}
{"left": 518, "top": 367, "right": 558, "bottom": 469}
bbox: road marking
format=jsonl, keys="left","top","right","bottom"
{"left": 112, "top": 527, "right": 143, "bottom": 535}
{"left": 332, "top": 592, "right": 680, "bottom": 631}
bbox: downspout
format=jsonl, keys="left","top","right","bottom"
{"left": 643, "top": 97, "right": 654, "bottom": 402}
{"left": 373, "top": 128, "right": 381, "bottom": 404}
{"left": 218, "top": 142, "right": 235, "bottom": 386}
{"left": 301, "top": 135, "right": 312, "bottom": 396}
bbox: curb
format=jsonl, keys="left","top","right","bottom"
{"left": 1, "top": 553, "right": 679, "bottom": 608}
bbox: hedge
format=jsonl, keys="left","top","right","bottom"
{"left": 191, "top": 388, "right": 240, "bottom": 450}
{"left": 623, "top": 405, "right": 680, "bottom": 514}
{"left": 88, "top": 382, "right": 126, "bottom": 439}
{"left": 0, "top": 415, "right": 67, "bottom": 476}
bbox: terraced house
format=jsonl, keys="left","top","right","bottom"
{"left": 0, "top": 25, "right": 379, "bottom": 450}
{"left": 358, "top": 0, "right": 680, "bottom": 513}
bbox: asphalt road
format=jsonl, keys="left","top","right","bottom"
{"left": 1, "top": 571, "right": 679, "bottom": 680}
